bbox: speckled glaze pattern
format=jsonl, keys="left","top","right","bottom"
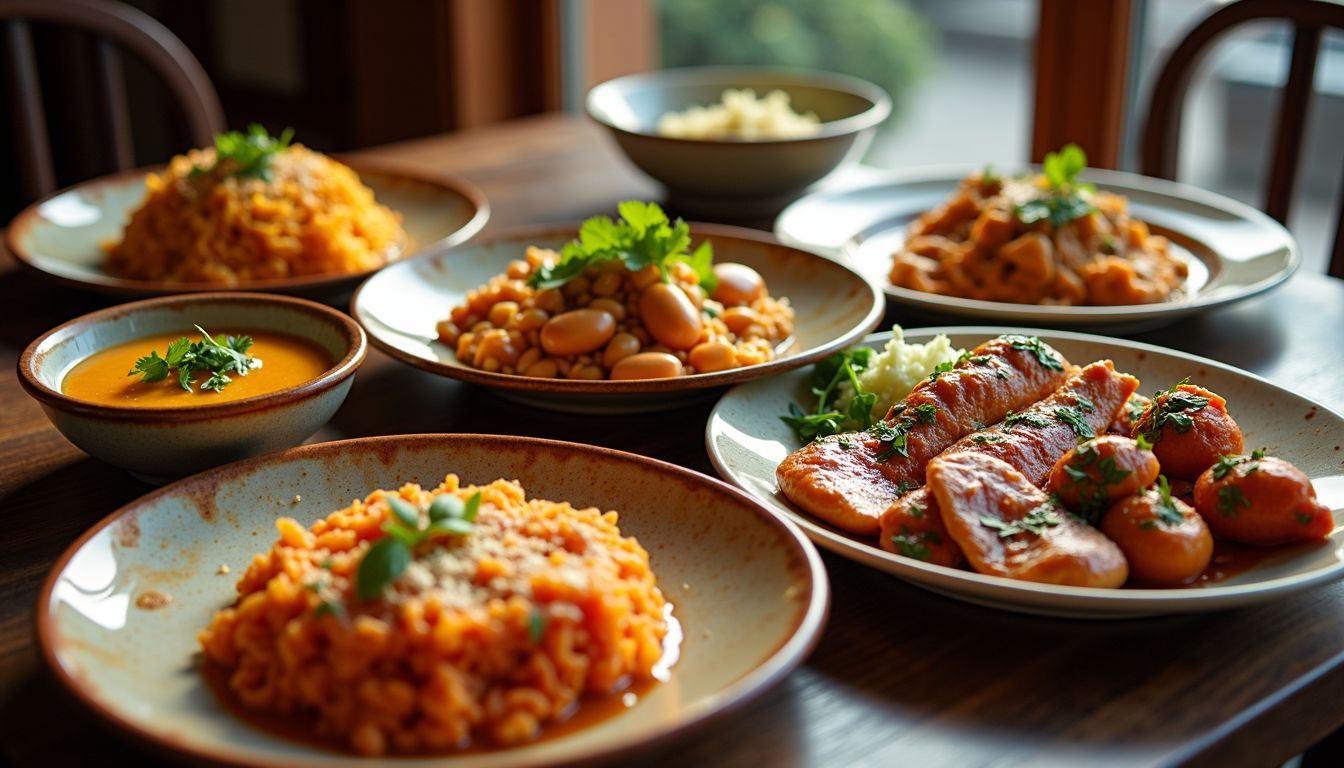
{"left": 18, "top": 293, "right": 365, "bottom": 482}
{"left": 774, "top": 167, "right": 1299, "bottom": 332}
{"left": 586, "top": 67, "right": 892, "bottom": 217}
{"left": 5, "top": 158, "right": 489, "bottom": 298}
{"left": 38, "top": 434, "right": 829, "bottom": 768}
{"left": 352, "top": 223, "right": 883, "bottom": 414}
{"left": 707, "top": 328, "right": 1344, "bottom": 618}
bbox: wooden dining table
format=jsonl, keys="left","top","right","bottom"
{"left": 3, "top": 113, "right": 1344, "bottom": 767}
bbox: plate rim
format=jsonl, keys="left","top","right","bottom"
{"left": 36, "top": 432, "right": 831, "bottom": 768}
{"left": 350, "top": 221, "right": 885, "bottom": 394}
{"left": 5, "top": 156, "right": 491, "bottom": 297}
{"left": 773, "top": 165, "right": 1300, "bottom": 321}
{"left": 705, "top": 326, "right": 1344, "bottom": 615}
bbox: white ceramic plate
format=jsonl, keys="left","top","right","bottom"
{"left": 352, "top": 223, "right": 882, "bottom": 414}
{"left": 774, "top": 167, "right": 1298, "bottom": 332}
{"left": 707, "top": 328, "right": 1344, "bottom": 618}
{"left": 39, "top": 434, "right": 828, "bottom": 767}
{"left": 6, "top": 157, "right": 489, "bottom": 298}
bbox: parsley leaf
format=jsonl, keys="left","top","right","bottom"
{"left": 1014, "top": 143, "right": 1096, "bottom": 229}
{"left": 1002, "top": 335, "right": 1064, "bottom": 371}
{"left": 1153, "top": 476, "right": 1185, "bottom": 526}
{"left": 126, "top": 326, "right": 262, "bottom": 394}
{"left": 193, "top": 124, "right": 294, "bottom": 180}
{"left": 528, "top": 201, "right": 718, "bottom": 292}
{"left": 979, "top": 501, "right": 1063, "bottom": 539}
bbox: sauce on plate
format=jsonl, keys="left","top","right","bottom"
{"left": 62, "top": 329, "right": 331, "bottom": 407}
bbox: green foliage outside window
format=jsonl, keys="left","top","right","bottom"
{"left": 659, "top": 0, "right": 934, "bottom": 123}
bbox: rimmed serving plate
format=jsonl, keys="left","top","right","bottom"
{"left": 774, "top": 166, "right": 1298, "bottom": 332}
{"left": 352, "top": 223, "right": 882, "bottom": 414}
{"left": 6, "top": 156, "right": 489, "bottom": 298}
{"left": 38, "top": 434, "right": 828, "bottom": 767}
{"left": 707, "top": 328, "right": 1344, "bottom": 618}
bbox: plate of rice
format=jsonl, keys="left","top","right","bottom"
{"left": 38, "top": 434, "right": 827, "bottom": 767}
{"left": 7, "top": 127, "right": 489, "bottom": 297}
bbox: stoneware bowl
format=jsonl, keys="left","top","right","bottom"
{"left": 6, "top": 157, "right": 489, "bottom": 298}
{"left": 38, "top": 434, "right": 829, "bottom": 767}
{"left": 586, "top": 67, "right": 891, "bottom": 218}
{"left": 18, "top": 292, "right": 366, "bottom": 482}
{"left": 351, "top": 223, "right": 883, "bottom": 414}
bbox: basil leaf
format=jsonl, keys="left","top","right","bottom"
{"left": 356, "top": 537, "right": 411, "bottom": 600}
{"left": 428, "top": 493, "right": 465, "bottom": 521}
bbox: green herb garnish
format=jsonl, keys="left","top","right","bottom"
{"left": 1054, "top": 406, "right": 1095, "bottom": 439}
{"left": 528, "top": 201, "right": 716, "bottom": 292}
{"left": 1216, "top": 485, "right": 1250, "bottom": 518}
{"left": 1136, "top": 378, "right": 1210, "bottom": 443}
{"left": 355, "top": 491, "right": 482, "bottom": 601}
{"left": 1002, "top": 335, "right": 1064, "bottom": 371}
{"left": 890, "top": 525, "right": 941, "bottom": 561}
{"left": 1004, "top": 410, "right": 1053, "bottom": 430}
{"left": 979, "top": 501, "right": 1063, "bottom": 539}
{"left": 1062, "top": 440, "right": 1132, "bottom": 524}
{"left": 193, "top": 124, "right": 294, "bottom": 180}
{"left": 1013, "top": 143, "right": 1096, "bottom": 229}
{"left": 781, "top": 347, "right": 877, "bottom": 441}
{"left": 1153, "top": 475, "right": 1184, "bottom": 527}
{"left": 972, "top": 433, "right": 1006, "bottom": 444}
{"left": 128, "top": 325, "right": 261, "bottom": 393}
{"left": 529, "top": 608, "right": 548, "bottom": 644}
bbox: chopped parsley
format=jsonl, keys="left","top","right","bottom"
{"left": 1061, "top": 440, "right": 1132, "bottom": 524}
{"left": 192, "top": 124, "right": 294, "bottom": 180}
{"left": 1296, "top": 512, "right": 1315, "bottom": 526}
{"left": 1210, "top": 448, "right": 1267, "bottom": 480}
{"left": 1136, "top": 378, "right": 1211, "bottom": 443}
{"left": 1216, "top": 485, "right": 1250, "bottom": 518}
{"left": 927, "top": 360, "right": 956, "bottom": 382}
{"left": 972, "top": 433, "right": 1006, "bottom": 445}
{"left": 979, "top": 502, "right": 1063, "bottom": 539}
{"left": 1054, "top": 406, "right": 1096, "bottom": 439}
{"left": 1002, "top": 335, "right": 1064, "bottom": 371}
{"left": 907, "top": 504, "right": 926, "bottom": 519}
{"left": 781, "top": 347, "right": 876, "bottom": 441}
{"left": 1004, "top": 410, "right": 1053, "bottom": 430}
{"left": 890, "top": 525, "right": 942, "bottom": 560}
{"left": 1152, "top": 475, "right": 1185, "bottom": 527}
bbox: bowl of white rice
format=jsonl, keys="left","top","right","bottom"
{"left": 586, "top": 67, "right": 891, "bottom": 218}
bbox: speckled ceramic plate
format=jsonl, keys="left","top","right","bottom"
{"left": 6, "top": 156, "right": 489, "bottom": 298}
{"left": 774, "top": 167, "right": 1298, "bottom": 332}
{"left": 707, "top": 328, "right": 1344, "bottom": 618}
{"left": 352, "top": 223, "right": 882, "bottom": 414}
{"left": 38, "top": 434, "right": 827, "bottom": 767}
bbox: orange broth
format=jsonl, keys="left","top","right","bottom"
{"left": 62, "top": 329, "right": 331, "bottom": 407}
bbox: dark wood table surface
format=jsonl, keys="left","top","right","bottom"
{"left": 3, "top": 113, "right": 1344, "bottom": 767}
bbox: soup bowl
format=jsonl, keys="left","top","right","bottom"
{"left": 18, "top": 293, "right": 366, "bottom": 482}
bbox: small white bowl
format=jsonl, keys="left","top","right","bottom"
{"left": 19, "top": 292, "right": 366, "bottom": 482}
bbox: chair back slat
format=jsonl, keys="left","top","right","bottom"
{"left": 4, "top": 19, "right": 54, "bottom": 200}
{"left": 1263, "top": 24, "right": 1322, "bottom": 225}
{"left": 1140, "top": 0, "right": 1344, "bottom": 277}
{"left": 0, "top": 0, "right": 223, "bottom": 205}
{"left": 96, "top": 38, "right": 134, "bottom": 171}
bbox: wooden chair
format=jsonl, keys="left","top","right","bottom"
{"left": 0, "top": 0, "right": 223, "bottom": 202}
{"left": 1140, "top": 0, "right": 1344, "bottom": 279}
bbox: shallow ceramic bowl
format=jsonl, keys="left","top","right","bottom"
{"left": 38, "top": 434, "right": 828, "bottom": 767}
{"left": 6, "top": 157, "right": 489, "bottom": 298}
{"left": 587, "top": 67, "right": 891, "bottom": 218}
{"left": 707, "top": 328, "right": 1344, "bottom": 618}
{"left": 775, "top": 166, "right": 1299, "bottom": 332}
{"left": 352, "top": 223, "right": 883, "bottom": 414}
{"left": 19, "top": 293, "right": 366, "bottom": 482}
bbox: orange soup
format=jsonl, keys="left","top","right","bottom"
{"left": 62, "top": 329, "right": 331, "bottom": 408}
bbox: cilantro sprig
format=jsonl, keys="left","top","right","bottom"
{"left": 980, "top": 501, "right": 1063, "bottom": 539}
{"left": 1014, "top": 143, "right": 1096, "bottom": 229}
{"left": 355, "top": 491, "right": 482, "bottom": 601}
{"left": 781, "top": 347, "right": 876, "bottom": 441}
{"left": 1135, "top": 377, "right": 1211, "bottom": 444}
{"left": 528, "top": 201, "right": 717, "bottom": 292}
{"left": 192, "top": 124, "right": 295, "bottom": 181}
{"left": 128, "top": 325, "right": 262, "bottom": 393}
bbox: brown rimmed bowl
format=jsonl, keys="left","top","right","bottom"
{"left": 350, "top": 222, "right": 884, "bottom": 414}
{"left": 37, "top": 433, "right": 829, "bottom": 768}
{"left": 18, "top": 292, "right": 366, "bottom": 482}
{"left": 5, "top": 156, "right": 489, "bottom": 299}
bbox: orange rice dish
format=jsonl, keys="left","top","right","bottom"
{"left": 104, "top": 145, "right": 404, "bottom": 285}
{"left": 198, "top": 475, "right": 669, "bottom": 756}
